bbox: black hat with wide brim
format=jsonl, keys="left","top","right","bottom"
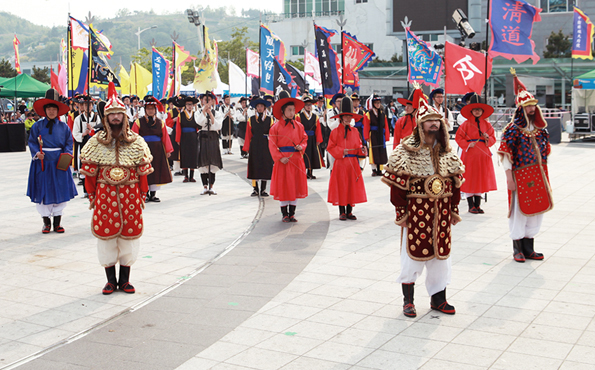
{"left": 460, "top": 93, "right": 494, "bottom": 120}
{"left": 273, "top": 91, "right": 304, "bottom": 120}
{"left": 250, "top": 98, "right": 271, "bottom": 108}
{"left": 33, "top": 89, "right": 70, "bottom": 117}
{"left": 330, "top": 96, "right": 363, "bottom": 121}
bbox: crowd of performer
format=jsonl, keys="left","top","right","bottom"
{"left": 25, "top": 69, "right": 552, "bottom": 314}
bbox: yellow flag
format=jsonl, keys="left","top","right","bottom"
{"left": 118, "top": 65, "right": 130, "bottom": 94}
{"left": 129, "top": 63, "right": 152, "bottom": 98}
{"left": 193, "top": 28, "right": 218, "bottom": 92}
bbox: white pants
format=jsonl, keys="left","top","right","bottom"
{"left": 280, "top": 200, "right": 298, "bottom": 206}
{"left": 97, "top": 237, "right": 140, "bottom": 267}
{"left": 397, "top": 227, "right": 451, "bottom": 296}
{"left": 173, "top": 161, "right": 181, "bottom": 172}
{"left": 148, "top": 184, "right": 160, "bottom": 191}
{"left": 36, "top": 202, "right": 67, "bottom": 217}
{"left": 509, "top": 192, "right": 543, "bottom": 240}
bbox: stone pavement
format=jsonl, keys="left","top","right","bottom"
{"left": 2, "top": 139, "right": 595, "bottom": 370}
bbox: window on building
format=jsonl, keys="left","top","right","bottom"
{"left": 315, "top": 0, "right": 344, "bottom": 16}
{"left": 291, "top": 46, "right": 305, "bottom": 56}
{"left": 285, "top": 0, "right": 313, "bottom": 17}
{"left": 430, "top": 34, "right": 439, "bottom": 42}
{"left": 356, "top": 0, "right": 368, "bottom": 3}
{"left": 540, "top": 0, "right": 569, "bottom": 13}
{"left": 365, "top": 43, "right": 374, "bottom": 51}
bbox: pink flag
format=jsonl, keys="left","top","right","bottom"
{"left": 58, "top": 64, "right": 68, "bottom": 97}
{"left": 304, "top": 51, "right": 321, "bottom": 84}
{"left": 246, "top": 48, "right": 260, "bottom": 78}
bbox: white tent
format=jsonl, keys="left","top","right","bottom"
{"left": 306, "top": 75, "right": 322, "bottom": 95}
{"left": 229, "top": 61, "right": 251, "bottom": 97}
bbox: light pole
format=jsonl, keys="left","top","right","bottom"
{"left": 186, "top": 9, "right": 205, "bottom": 56}
{"left": 135, "top": 25, "right": 157, "bottom": 50}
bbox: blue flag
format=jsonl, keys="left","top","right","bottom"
{"left": 260, "top": 25, "right": 286, "bottom": 95}
{"left": 489, "top": 0, "right": 542, "bottom": 64}
{"left": 274, "top": 58, "right": 297, "bottom": 97}
{"left": 152, "top": 47, "right": 170, "bottom": 100}
{"left": 315, "top": 24, "right": 342, "bottom": 98}
{"left": 405, "top": 28, "right": 442, "bottom": 87}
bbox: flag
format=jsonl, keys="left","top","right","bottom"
{"left": 406, "top": 28, "right": 443, "bottom": 87}
{"left": 488, "top": 0, "right": 542, "bottom": 64}
{"left": 68, "top": 16, "right": 89, "bottom": 95}
{"left": 246, "top": 48, "right": 260, "bottom": 78}
{"left": 445, "top": 41, "right": 492, "bottom": 94}
{"left": 60, "top": 38, "right": 67, "bottom": 64}
{"left": 119, "top": 65, "right": 131, "bottom": 95}
{"left": 260, "top": 25, "right": 286, "bottom": 94}
{"left": 152, "top": 47, "right": 170, "bottom": 99}
{"left": 304, "top": 51, "right": 321, "bottom": 84}
{"left": 286, "top": 63, "right": 305, "bottom": 96}
{"left": 341, "top": 31, "right": 375, "bottom": 90}
{"left": 51, "top": 67, "right": 60, "bottom": 94}
{"left": 58, "top": 64, "right": 67, "bottom": 96}
{"left": 315, "top": 24, "right": 342, "bottom": 98}
{"left": 229, "top": 61, "right": 248, "bottom": 97}
{"left": 573, "top": 6, "right": 594, "bottom": 60}
{"left": 194, "top": 33, "right": 218, "bottom": 92}
{"left": 89, "top": 25, "right": 119, "bottom": 88}
{"left": 172, "top": 41, "right": 196, "bottom": 95}
{"left": 13, "top": 35, "right": 21, "bottom": 74}
{"left": 129, "top": 63, "right": 152, "bottom": 98}
{"left": 273, "top": 58, "right": 297, "bottom": 97}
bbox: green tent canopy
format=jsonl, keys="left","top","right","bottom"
{"left": 576, "top": 69, "right": 595, "bottom": 80}
{"left": 0, "top": 74, "right": 50, "bottom": 98}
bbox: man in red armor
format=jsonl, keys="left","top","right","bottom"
{"left": 80, "top": 82, "right": 153, "bottom": 295}
{"left": 497, "top": 69, "right": 552, "bottom": 263}
{"left": 382, "top": 85, "right": 464, "bottom": 318}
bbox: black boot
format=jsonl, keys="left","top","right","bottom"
{"left": 53, "top": 216, "right": 65, "bottom": 233}
{"left": 189, "top": 170, "right": 196, "bottom": 182}
{"left": 513, "top": 239, "right": 525, "bottom": 262}
{"left": 430, "top": 289, "right": 455, "bottom": 314}
{"left": 102, "top": 266, "right": 117, "bottom": 295}
{"left": 260, "top": 181, "right": 269, "bottom": 197}
{"left": 118, "top": 265, "right": 135, "bottom": 294}
{"left": 346, "top": 205, "right": 356, "bottom": 220}
{"left": 251, "top": 182, "right": 259, "bottom": 197}
{"left": 281, "top": 206, "right": 290, "bottom": 222}
{"left": 522, "top": 238, "right": 544, "bottom": 260}
{"left": 288, "top": 205, "right": 297, "bottom": 222}
{"left": 183, "top": 169, "right": 189, "bottom": 183}
{"left": 150, "top": 191, "right": 160, "bottom": 202}
{"left": 467, "top": 197, "right": 476, "bottom": 213}
{"left": 474, "top": 196, "right": 484, "bottom": 214}
{"left": 42, "top": 217, "right": 51, "bottom": 234}
{"left": 402, "top": 283, "right": 417, "bottom": 317}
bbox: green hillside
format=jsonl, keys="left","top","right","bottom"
{"left": 0, "top": 7, "right": 261, "bottom": 68}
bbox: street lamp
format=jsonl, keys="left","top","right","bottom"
{"left": 186, "top": 9, "right": 205, "bottom": 56}
{"left": 135, "top": 25, "right": 157, "bottom": 50}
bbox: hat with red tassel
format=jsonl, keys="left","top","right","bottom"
{"left": 104, "top": 81, "right": 127, "bottom": 115}
{"left": 511, "top": 68, "right": 538, "bottom": 108}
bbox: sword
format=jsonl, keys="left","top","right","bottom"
{"left": 38, "top": 135, "right": 44, "bottom": 171}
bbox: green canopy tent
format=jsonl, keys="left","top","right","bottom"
{"left": 0, "top": 74, "right": 50, "bottom": 98}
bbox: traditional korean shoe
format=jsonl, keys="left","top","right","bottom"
{"left": 53, "top": 216, "right": 65, "bottom": 233}
{"left": 183, "top": 177, "right": 189, "bottom": 183}
{"left": 288, "top": 205, "right": 298, "bottom": 222}
{"left": 281, "top": 206, "right": 289, "bottom": 222}
{"left": 430, "top": 289, "right": 455, "bottom": 314}
{"left": 282, "top": 216, "right": 291, "bottom": 223}
{"left": 474, "top": 196, "right": 485, "bottom": 214}
{"left": 339, "top": 213, "right": 347, "bottom": 221}
{"left": 467, "top": 198, "right": 475, "bottom": 212}
{"left": 346, "top": 213, "right": 357, "bottom": 220}
{"left": 102, "top": 265, "right": 117, "bottom": 295}
{"left": 402, "top": 283, "right": 417, "bottom": 318}
{"left": 42, "top": 217, "right": 51, "bottom": 234}
{"left": 260, "top": 191, "right": 269, "bottom": 197}
{"left": 310, "top": 174, "right": 316, "bottom": 179}
{"left": 522, "top": 238, "right": 544, "bottom": 260}
{"left": 118, "top": 265, "right": 135, "bottom": 294}
{"left": 288, "top": 216, "right": 298, "bottom": 222}
{"left": 251, "top": 190, "right": 259, "bottom": 197}
{"left": 513, "top": 239, "right": 525, "bottom": 262}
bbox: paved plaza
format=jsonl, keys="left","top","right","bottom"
{"left": 1, "top": 136, "right": 595, "bottom": 370}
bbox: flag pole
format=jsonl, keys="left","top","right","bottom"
{"left": 245, "top": 47, "right": 248, "bottom": 97}
{"left": 484, "top": 0, "right": 491, "bottom": 102}
{"left": 341, "top": 30, "right": 345, "bottom": 89}
{"left": 172, "top": 42, "right": 176, "bottom": 97}
{"left": 68, "top": 15, "right": 73, "bottom": 98}
{"left": 88, "top": 25, "right": 92, "bottom": 95}
{"left": 258, "top": 16, "right": 262, "bottom": 93}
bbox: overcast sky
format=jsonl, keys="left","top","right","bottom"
{"left": 5, "top": 0, "right": 281, "bottom": 28}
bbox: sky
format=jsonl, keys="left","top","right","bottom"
{"left": 4, "top": 0, "right": 282, "bottom": 28}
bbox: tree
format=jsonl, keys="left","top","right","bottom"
{"left": 32, "top": 66, "right": 51, "bottom": 84}
{"left": 216, "top": 26, "right": 258, "bottom": 84}
{"left": 287, "top": 59, "right": 304, "bottom": 70}
{"left": 0, "top": 58, "right": 17, "bottom": 78}
{"left": 370, "top": 53, "right": 403, "bottom": 64}
{"left": 543, "top": 30, "right": 571, "bottom": 58}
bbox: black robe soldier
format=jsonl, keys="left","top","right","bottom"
{"left": 243, "top": 97, "right": 274, "bottom": 197}
{"left": 220, "top": 95, "right": 235, "bottom": 155}
{"left": 298, "top": 95, "right": 324, "bottom": 179}
{"left": 235, "top": 97, "right": 250, "bottom": 158}
{"left": 175, "top": 96, "right": 200, "bottom": 182}
{"left": 363, "top": 94, "right": 390, "bottom": 176}
{"left": 132, "top": 96, "right": 173, "bottom": 202}
{"left": 197, "top": 91, "right": 224, "bottom": 195}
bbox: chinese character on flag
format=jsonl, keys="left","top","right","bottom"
{"left": 445, "top": 41, "right": 492, "bottom": 94}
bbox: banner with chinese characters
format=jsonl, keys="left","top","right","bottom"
{"left": 445, "top": 41, "right": 492, "bottom": 94}
{"left": 260, "top": 25, "right": 286, "bottom": 95}
{"left": 406, "top": 28, "right": 442, "bottom": 87}
{"left": 314, "top": 24, "right": 342, "bottom": 98}
{"left": 572, "top": 7, "right": 594, "bottom": 60}
{"left": 152, "top": 47, "right": 170, "bottom": 99}
{"left": 489, "top": 0, "right": 542, "bottom": 64}
{"left": 273, "top": 58, "right": 297, "bottom": 97}
{"left": 341, "top": 31, "right": 375, "bottom": 90}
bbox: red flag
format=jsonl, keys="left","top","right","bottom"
{"left": 51, "top": 66, "right": 61, "bottom": 95}
{"left": 445, "top": 41, "right": 492, "bottom": 95}
{"left": 341, "top": 31, "right": 375, "bottom": 89}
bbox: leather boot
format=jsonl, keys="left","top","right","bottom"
{"left": 281, "top": 206, "right": 290, "bottom": 222}
{"left": 150, "top": 191, "right": 160, "bottom": 202}
{"left": 102, "top": 266, "right": 117, "bottom": 295}
{"left": 42, "top": 217, "right": 51, "bottom": 234}
{"left": 288, "top": 205, "right": 298, "bottom": 222}
{"left": 260, "top": 181, "right": 268, "bottom": 197}
{"left": 430, "top": 289, "right": 455, "bottom": 314}
{"left": 53, "top": 216, "right": 65, "bottom": 233}
{"left": 402, "top": 283, "right": 417, "bottom": 318}
{"left": 513, "top": 239, "right": 525, "bottom": 262}
{"left": 474, "top": 196, "right": 484, "bottom": 214}
{"left": 522, "top": 238, "right": 544, "bottom": 260}
{"left": 467, "top": 197, "right": 475, "bottom": 212}
{"left": 118, "top": 265, "right": 135, "bottom": 293}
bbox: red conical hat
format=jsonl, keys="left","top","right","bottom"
{"left": 511, "top": 68, "right": 538, "bottom": 108}
{"left": 104, "top": 81, "right": 126, "bottom": 115}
